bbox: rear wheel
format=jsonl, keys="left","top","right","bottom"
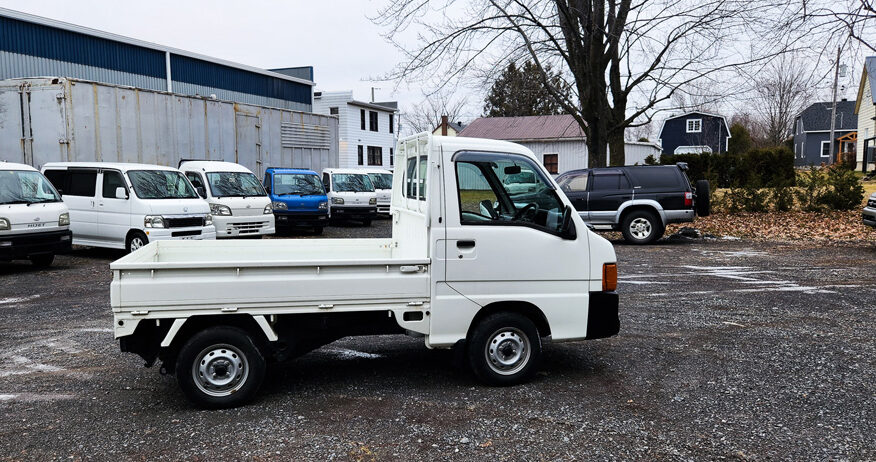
{"left": 175, "top": 326, "right": 266, "bottom": 409}
{"left": 621, "top": 209, "right": 663, "bottom": 245}
{"left": 29, "top": 254, "right": 54, "bottom": 268}
{"left": 126, "top": 231, "right": 148, "bottom": 253}
{"left": 467, "top": 313, "right": 542, "bottom": 386}
{"left": 313, "top": 226, "right": 324, "bottom": 235}
{"left": 362, "top": 219, "right": 372, "bottom": 227}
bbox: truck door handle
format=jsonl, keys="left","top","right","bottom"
{"left": 456, "top": 240, "right": 476, "bottom": 249}
{"left": 400, "top": 265, "right": 424, "bottom": 273}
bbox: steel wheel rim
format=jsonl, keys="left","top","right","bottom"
{"left": 485, "top": 327, "right": 531, "bottom": 376}
{"left": 130, "top": 237, "right": 145, "bottom": 251}
{"left": 192, "top": 344, "right": 249, "bottom": 397}
{"left": 629, "top": 218, "right": 652, "bottom": 239}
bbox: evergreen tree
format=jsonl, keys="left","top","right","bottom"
{"left": 483, "top": 61, "right": 570, "bottom": 117}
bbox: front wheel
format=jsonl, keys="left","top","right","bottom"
{"left": 362, "top": 219, "right": 372, "bottom": 227}
{"left": 126, "top": 231, "right": 148, "bottom": 253}
{"left": 467, "top": 313, "right": 542, "bottom": 386}
{"left": 29, "top": 254, "right": 54, "bottom": 268}
{"left": 175, "top": 327, "right": 266, "bottom": 409}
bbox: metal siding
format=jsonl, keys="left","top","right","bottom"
{"left": 0, "top": 85, "right": 24, "bottom": 162}
{"left": 0, "top": 50, "right": 167, "bottom": 91}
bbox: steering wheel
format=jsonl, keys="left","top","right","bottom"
{"left": 512, "top": 203, "right": 538, "bottom": 220}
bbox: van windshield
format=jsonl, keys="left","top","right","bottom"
{"left": 273, "top": 173, "right": 325, "bottom": 196}
{"left": 333, "top": 174, "right": 374, "bottom": 192}
{"left": 206, "top": 171, "right": 265, "bottom": 198}
{"left": 127, "top": 170, "right": 199, "bottom": 200}
{"left": 0, "top": 170, "right": 61, "bottom": 205}
{"left": 368, "top": 173, "right": 393, "bottom": 190}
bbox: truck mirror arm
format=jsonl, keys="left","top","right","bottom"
{"left": 561, "top": 205, "right": 577, "bottom": 240}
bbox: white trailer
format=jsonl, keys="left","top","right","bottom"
{"left": 110, "top": 133, "right": 620, "bottom": 408}
{"left": 0, "top": 77, "right": 339, "bottom": 177}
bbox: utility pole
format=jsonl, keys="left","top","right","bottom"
{"left": 828, "top": 46, "right": 840, "bottom": 165}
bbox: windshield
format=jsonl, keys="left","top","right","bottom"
{"left": 333, "top": 173, "right": 374, "bottom": 192}
{"left": 0, "top": 170, "right": 61, "bottom": 205}
{"left": 206, "top": 171, "right": 265, "bottom": 197}
{"left": 273, "top": 173, "right": 325, "bottom": 196}
{"left": 127, "top": 170, "right": 199, "bottom": 200}
{"left": 368, "top": 173, "right": 393, "bottom": 190}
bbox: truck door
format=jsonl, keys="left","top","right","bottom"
{"left": 587, "top": 169, "right": 632, "bottom": 224}
{"left": 96, "top": 169, "right": 132, "bottom": 246}
{"left": 47, "top": 168, "right": 99, "bottom": 241}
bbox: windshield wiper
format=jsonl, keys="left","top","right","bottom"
{"left": 27, "top": 199, "right": 59, "bottom": 205}
{"left": 0, "top": 200, "right": 29, "bottom": 205}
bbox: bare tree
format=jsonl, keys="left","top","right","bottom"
{"left": 669, "top": 80, "right": 725, "bottom": 114}
{"left": 403, "top": 90, "right": 469, "bottom": 135}
{"left": 795, "top": 0, "right": 876, "bottom": 53}
{"left": 374, "top": 0, "right": 797, "bottom": 167}
{"left": 749, "top": 56, "right": 817, "bottom": 147}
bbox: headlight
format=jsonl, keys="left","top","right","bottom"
{"left": 263, "top": 204, "right": 273, "bottom": 214}
{"left": 144, "top": 215, "right": 165, "bottom": 228}
{"left": 205, "top": 214, "right": 213, "bottom": 226}
{"left": 210, "top": 203, "right": 232, "bottom": 216}
{"left": 369, "top": 197, "right": 377, "bottom": 205}
{"left": 58, "top": 212, "right": 70, "bottom": 226}
{"left": 318, "top": 201, "right": 328, "bottom": 210}
{"left": 272, "top": 201, "right": 287, "bottom": 210}
{"left": 0, "top": 217, "right": 9, "bottom": 231}
{"left": 331, "top": 197, "right": 344, "bottom": 205}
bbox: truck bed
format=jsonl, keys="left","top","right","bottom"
{"left": 110, "top": 239, "right": 431, "bottom": 321}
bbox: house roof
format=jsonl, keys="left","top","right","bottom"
{"left": 797, "top": 101, "right": 857, "bottom": 132}
{"left": 657, "top": 111, "right": 730, "bottom": 138}
{"left": 347, "top": 100, "right": 398, "bottom": 113}
{"left": 458, "top": 115, "right": 584, "bottom": 140}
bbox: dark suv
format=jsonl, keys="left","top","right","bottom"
{"left": 555, "top": 164, "right": 710, "bottom": 244}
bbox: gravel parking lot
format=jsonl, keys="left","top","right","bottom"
{"left": 1, "top": 220, "right": 874, "bottom": 461}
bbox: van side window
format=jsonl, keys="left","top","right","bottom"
{"left": 66, "top": 170, "right": 97, "bottom": 197}
{"left": 102, "top": 171, "right": 127, "bottom": 198}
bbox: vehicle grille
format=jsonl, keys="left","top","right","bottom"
{"left": 171, "top": 230, "right": 202, "bottom": 237}
{"left": 164, "top": 216, "right": 205, "bottom": 228}
{"left": 229, "top": 222, "right": 268, "bottom": 234}
{"left": 868, "top": 198, "right": 876, "bottom": 208}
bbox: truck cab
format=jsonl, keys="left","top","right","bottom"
{"left": 180, "top": 161, "right": 275, "bottom": 238}
{"left": 0, "top": 162, "right": 72, "bottom": 267}
{"left": 322, "top": 168, "right": 378, "bottom": 226}
{"left": 110, "top": 134, "right": 619, "bottom": 408}
{"left": 363, "top": 168, "right": 393, "bottom": 214}
{"left": 263, "top": 167, "right": 329, "bottom": 234}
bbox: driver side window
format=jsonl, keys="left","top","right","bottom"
{"left": 455, "top": 155, "right": 565, "bottom": 233}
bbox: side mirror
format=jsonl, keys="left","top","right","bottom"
{"left": 561, "top": 205, "right": 577, "bottom": 239}
{"left": 115, "top": 187, "right": 128, "bottom": 199}
{"left": 196, "top": 186, "right": 206, "bottom": 198}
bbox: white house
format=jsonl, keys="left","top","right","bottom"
{"left": 457, "top": 115, "right": 661, "bottom": 174}
{"left": 312, "top": 91, "right": 399, "bottom": 169}
{"left": 855, "top": 56, "right": 876, "bottom": 172}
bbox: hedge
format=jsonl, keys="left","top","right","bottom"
{"left": 656, "top": 148, "right": 795, "bottom": 188}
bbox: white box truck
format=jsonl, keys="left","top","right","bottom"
{"left": 110, "top": 134, "right": 620, "bottom": 408}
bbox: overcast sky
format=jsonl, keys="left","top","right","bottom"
{"left": 0, "top": 0, "right": 429, "bottom": 106}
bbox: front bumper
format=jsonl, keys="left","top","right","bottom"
{"left": 330, "top": 206, "right": 377, "bottom": 221}
{"left": 863, "top": 206, "right": 876, "bottom": 228}
{"left": 275, "top": 211, "right": 329, "bottom": 227}
{"left": 377, "top": 201, "right": 391, "bottom": 214}
{"left": 0, "top": 229, "right": 72, "bottom": 261}
{"left": 213, "top": 215, "right": 275, "bottom": 237}
{"left": 144, "top": 226, "right": 217, "bottom": 242}
{"left": 585, "top": 291, "right": 620, "bottom": 339}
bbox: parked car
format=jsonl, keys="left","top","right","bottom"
{"left": 502, "top": 167, "right": 542, "bottom": 195}
{"left": 263, "top": 167, "right": 329, "bottom": 234}
{"left": 364, "top": 168, "right": 393, "bottom": 215}
{"left": 0, "top": 162, "right": 71, "bottom": 267}
{"left": 555, "top": 163, "right": 709, "bottom": 244}
{"left": 42, "top": 162, "right": 216, "bottom": 252}
{"left": 321, "top": 168, "right": 378, "bottom": 226}
{"left": 863, "top": 192, "right": 876, "bottom": 228}
{"left": 109, "top": 133, "right": 619, "bottom": 408}
{"left": 180, "top": 161, "right": 274, "bottom": 239}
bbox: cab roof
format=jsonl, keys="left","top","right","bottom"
{"left": 42, "top": 162, "right": 181, "bottom": 172}
{"left": 179, "top": 161, "right": 255, "bottom": 174}
{"left": 322, "top": 168, "right": 373, "bottom": 175}
{"left": 0, "top": 161, "right": 39, "bottom": 172}
{"left": 265, "top": 167, "right": 318, "bottom": 175}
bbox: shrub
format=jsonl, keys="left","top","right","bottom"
{"left": 643, "top": 154, "right": 658, "bottom": 165}
{"left": 820, "top": 165, "right": 864, "bottom": 210}
{"left": 771, "top": 183, "right": 795, "bottom": 212}
{"left": 795, "top": 166, "right": 826, "bottom": 212}
{"left": 660, "top": 147, "right": 794, "bottom": 188}
{"left": 726, "top": 186, "right": 768, "bottom": 213}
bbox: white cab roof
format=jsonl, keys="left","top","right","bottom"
{"left": 362, "top": 168, "right": 393, "bottom": 175}
{"left": 0, "top": 161, "right": 39, "bottom": 172}
{"left": 322, "top": 168, "right": 373, "bottom": 175}
{"left": 179, "top": 161, "right": 255, "bottom": 174}
{"left": 42, "top": 162, "right": 182, "bottom": 172}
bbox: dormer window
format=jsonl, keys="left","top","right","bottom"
{"left": 686, "top": 119, "right": 702, "bottom": 133}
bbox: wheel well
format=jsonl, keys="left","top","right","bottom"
{"left": 468, "top": 301, "right": 551, "bottom": 339}
{"left": 160, "top": 315, "right": 269, "bottom": 372}
{"left": 125, "top": 229, "right": 146, "bottom": 243}
{"left": 619, "top": 205, "right": 661, "bottom": 225}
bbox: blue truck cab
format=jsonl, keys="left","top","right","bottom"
{"left": 263, "top": 168, "right": 329, "bottom": 234}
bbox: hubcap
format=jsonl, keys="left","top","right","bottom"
{"left": 485, "top": 328, "right": 531, "bottom": 375}
{"left": 629, "top": 217, "right": 652, "bottom": 239}
{"left": 130, "top": 237, "right": 145, "bottom": 251}
{"left": 192, "top": 344, "right": 249, "bottom": 397}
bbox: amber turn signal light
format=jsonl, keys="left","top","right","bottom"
{"left": 603, "top": 263, "right": 617, "bottom": 292}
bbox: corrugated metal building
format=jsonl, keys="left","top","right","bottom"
{"left": 0, "top": 7, "right": 314, "bottom": 111}
{"left": 458, "top": 115, "right": 661, "bottom": 174}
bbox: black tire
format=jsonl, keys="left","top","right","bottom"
{"left": 467, "top": 312, "right": 542, "bottom": 386}
{"left": 695, "top": 180, "right": 711, "bottom": 217}
{"left": 29, "top": 254, "right": 54, "bottom": 268}
{"left": 126, "top": 231, "right": 149, "bottom": 253}
{"left": 175, "top": 326, "right": 266, "bottom": 409}
{"left": 362, "top": 219, "right": 372, "bottom": 227}
{"left": 620, "top": 209, "right": 663, "bottom": 245}
{"left": 313, "top": 226, "right": 324, "bottom": 235}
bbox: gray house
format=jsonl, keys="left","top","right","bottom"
{"left": 792, "top": 101, "right": 857, "bottom": 166}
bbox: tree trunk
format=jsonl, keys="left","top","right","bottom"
{"left": 585, "top": 116, "right": 607, "bottom": 168}
{"left": 608, "top": 131, "right": 626, "bottom": 166}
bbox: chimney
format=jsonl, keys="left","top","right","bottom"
{"left": 441, "top": 115, "right": 448, "bottom": 136}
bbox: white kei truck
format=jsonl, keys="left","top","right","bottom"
{"left": 110, "top": 133, "right": 620, "bottom": 408}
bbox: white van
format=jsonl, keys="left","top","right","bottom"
{"left": 42, "top": 163, "right": 215, "bottom": 252}
{"left": 363, "top": 168, "right": 393, "bottom": 214}
{"left": 321, "top": 168, "right": 378, "bottom": 226}
{"left": 0, "top": 162, "right": 71, "bottom": 267}
{"left": 179, "top": 161, "right": 275, "bottom": 238}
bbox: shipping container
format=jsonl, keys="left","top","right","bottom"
{"left": 0, "top": 77, "right": 338, "bottom": 176}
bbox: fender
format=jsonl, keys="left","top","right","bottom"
{"left": 615, "top": 199, "right": 665, "bottom": 224}
{"left": 158, "top": 315, "right": 279, "bottom": 348}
